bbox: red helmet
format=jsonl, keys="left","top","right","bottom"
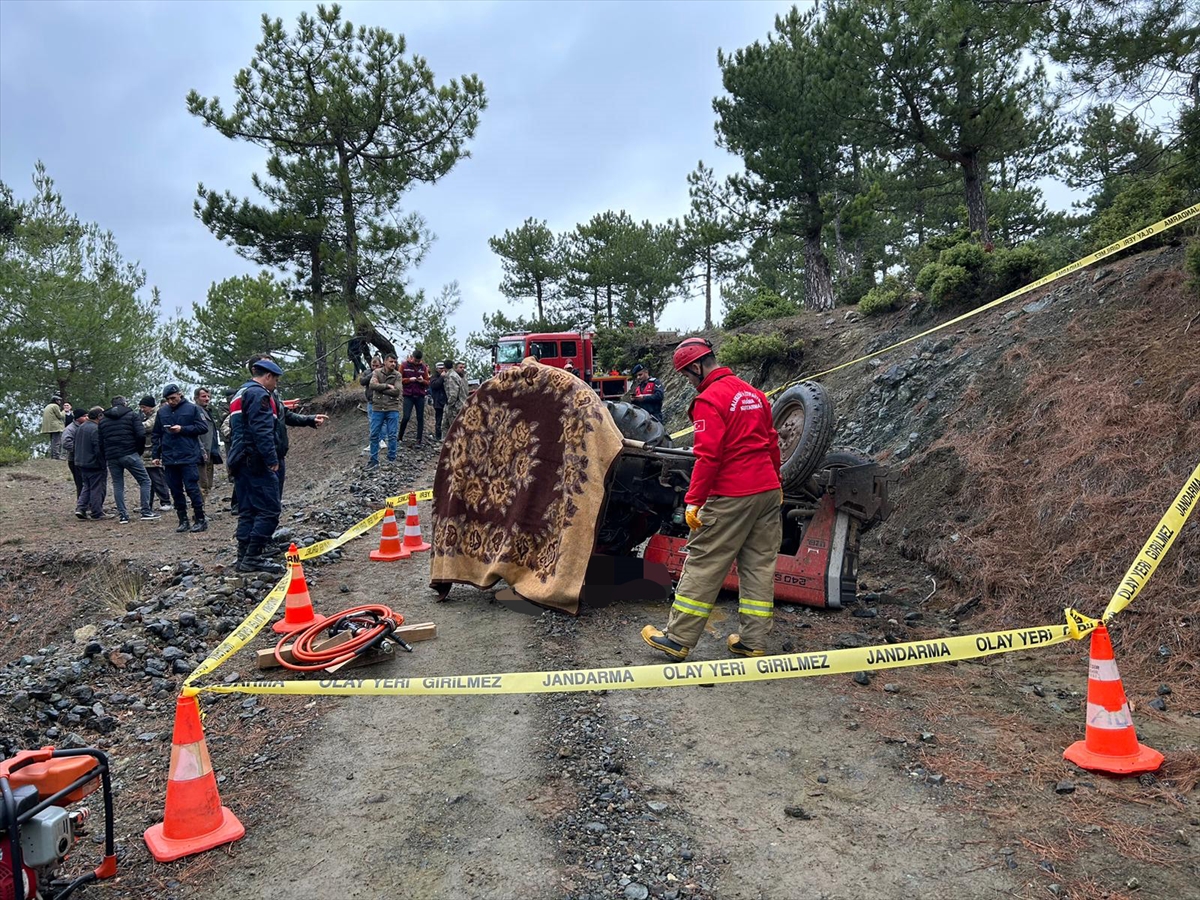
{"left": 673, "top": 336, "right": 713, "bottom": 372}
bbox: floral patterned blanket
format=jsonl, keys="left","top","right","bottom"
{"left": 428, "top": 360, "right": 625, "bottom": 613}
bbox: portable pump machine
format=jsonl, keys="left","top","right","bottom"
{"left": 0, "top": 747, "right": 116, "bottom": 900}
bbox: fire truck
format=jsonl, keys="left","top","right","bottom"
{"left": 493, "top": 331, "right": 627, "bottom": 397}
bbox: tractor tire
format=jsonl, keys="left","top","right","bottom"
{"left": 606, "top": 401, "right": 672, "bottom": 449}
{"left": 802, "top": 446, "right": 875, "bottom": 500}
{"left": 772, "top": 381, "right": 835, "bottom": 495}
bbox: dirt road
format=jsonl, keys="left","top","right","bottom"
{"left": 3, "top": 393, "right": 1197, "bottom": 900}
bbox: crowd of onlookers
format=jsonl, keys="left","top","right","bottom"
{"left": 40, "top": 386, "right": 239, "bottom": 530}
{"left": 40, "top": 388, "right": 220, "bottom": 528}
{"left": 38, "top": 355, "right": 325, "bottom": 540}
{"left": 358, "top": 349, "right": 468, "bottom": 468}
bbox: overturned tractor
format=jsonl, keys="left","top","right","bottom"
{"left": 598, "top": 381, "right": 892, "bottom": 608}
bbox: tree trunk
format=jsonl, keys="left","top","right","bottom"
{"left": 310, "top": 245, "right": 329, "bottom": 394}
{"left": 832, "top": 211, "right": 848, "bottom": 281}
{"left": 605, "top": 284, "right": 613, "bottom": 329}
{"left": 704, "top": 250, "right": 713, "bottom": 330}
{"left": 535, "top": 278, "right": 544, "bottom": 321}
{"left": 801, "top": 194, "right": 835, "bottom": 312}
{"left": 961, "top": 153, "right": 990, "bottom": 243}
{"left": 335, "top": 142, "right": 395, "bottom": 359}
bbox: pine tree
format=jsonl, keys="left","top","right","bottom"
{"left": 488, "top": 218, "right": 563, "bottom": 321}
{"left": 681, "top": 162, "right": 744, "bottom": 329}
{"left": 187, "top": 5, "right": 485, "bottom": 361}
{"left": 825, "top": 0, "right": 1058, "bottom": 244}
{"left": 0, "top": 163, "right": 162, "bottom": 429}
{"left": 162, "top": 272, "right": 312, "bottom": 389}
{"left": 714, "top": 7, "right": 846, "bottom": 311}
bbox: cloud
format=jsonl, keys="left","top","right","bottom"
{"left": 0, "top": 0, "right": 793, "bottom": 355}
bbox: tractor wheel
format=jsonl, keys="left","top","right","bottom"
{"left": 605, "top": 401, "right": 673, "bottom": 449}
{"left": 772, "top": 381, "right": 835, "bottom": 495}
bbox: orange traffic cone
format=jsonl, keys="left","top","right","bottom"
{"left": 1063, "top": 625, "right": 1163, "bottom": 775}
{"left": 402, "top": 492, "right": 431, "bottom": 553}
{"left": 273, "top": 545, "right": 327, "bottom": 634}
{"left": 370, "top": 506, "right": 410, "bottom": 561}
{"left": 144, "top": 694, "right": 245, "bottom": 862}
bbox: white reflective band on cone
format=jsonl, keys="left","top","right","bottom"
{"left": 1086, "top": 702, "right": 1133, "bottom": 730}
{"left": 1088, "top": 658, "right": 1122, "bottom": 682}
{"left": 169, "top": 742, "right": 213, "bottom": 781}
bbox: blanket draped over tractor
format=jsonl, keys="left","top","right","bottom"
{"left": 429, "top": 359, "right": 625, "bottom": 613}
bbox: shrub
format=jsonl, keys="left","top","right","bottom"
{"left": 857, "top": 276, "right": 907, "bottom": 317}
{"left": 0, "top": 445, "right": 29, "bottom": 467}
{"left": 990, "top": 244, "right": 1050, "bottom": 296}
{"left": 915, "top": 261, "right": 942, "bottom": 294}
{"left": 723, "top": 290, "right": 800, "bottom": 329}
{"left": 836, "top": 272, "right": 874, "bottom": 307}
{"left": 939, "top": 241, "right": 986, "bottom": 270}
{"left": 720, "top": 333, "right": 801, "bottom": 370}
{"left": 1187, "top": 239, "right": 1200, "bottom": 298}
{"left": 928, "top": 264, "right": 974, "bottom": 308}
{"left": 1088, "top": 174, "right": 1189, "bottom": 252}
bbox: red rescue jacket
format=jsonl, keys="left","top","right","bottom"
{"left": 685, "top": 367, "right": 781, "bottom": 506}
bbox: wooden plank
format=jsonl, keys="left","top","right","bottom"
{"left": 324, "top": 643, "right": 394, "bottom": 674}
{"left": 255, "top": 630, "right": 353, "bottom": 669}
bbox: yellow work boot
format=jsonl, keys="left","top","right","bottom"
{"left": 727, "top": 634, "right": 765, "bottom": 658}
{"left": 641, "top": 625, "right": 689, "bottom": 661}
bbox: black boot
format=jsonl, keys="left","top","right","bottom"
{"left": 190, "top": 516, "right": 208, "bottom": 533}
{"left": 235, "top": 540, "right": 249, "bottom": 568}
{"left": 239, "top": 540, "right": 285, "bottom": 575}
{"left": 175, "top": 513, "right": 190, "bottom": 534}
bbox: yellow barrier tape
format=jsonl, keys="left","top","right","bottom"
{"left": 191, "top": 612, "right": 1098, "bottom": 698}
{"left": 384, "top": 487, "right": 435, "bottom": 507}
{"left": 296, "top": 508, "right": 387, "bottom": 560}
{"left": 182, "top": 568, "right": 292, "bottom": 694}
{"left": 182, "top": 503, "right": 394, "bottom": 690}
{"left": 670, "top": 202, "right": 1200, "bottom": 440}
{"left": 1103, "top": 459, "right": 1200, "bottom": 622}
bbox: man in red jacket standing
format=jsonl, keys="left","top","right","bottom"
{"left": 642, "top": 337, "right": 783, "bottom": 661}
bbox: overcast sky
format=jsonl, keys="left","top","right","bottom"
{"left": 0, "top": 0, "right": 804, "bottom": 345}
{"left": 2, "top": 0, "right": 1078, "bottom": 351}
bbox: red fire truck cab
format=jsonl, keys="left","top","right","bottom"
{"left": 493, "top": 332, "right": 627, "bottom": 397}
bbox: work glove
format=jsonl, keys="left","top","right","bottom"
{"left": 685, "top": 504, "right": 703, "bottom": 531}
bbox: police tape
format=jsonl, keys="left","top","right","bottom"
{"left": 179, "top": 459, "right": 1191, "bottom": 700}
{"left": 384, "top": 488, "right": 435, "bottom": 507}
{"left": 183, "top": 567, "right": 293, "bottom": 688}
{"left": 669, "top": 202, "right": 1200, "bottom": 441}
{"left": 183, "top": 611, "right": 1099, "bottom": 698}
{"left": 296, "top": 508, "right": 388, "bottom": 560}
{"left": 1103, "top": 459, "right": 1200, "bottom": 622}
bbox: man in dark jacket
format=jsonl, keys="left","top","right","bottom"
{"left": 62, "top": 408, "right": 88, "bottom": 499}
{"left": 429, "top": 361, "right": 447, "bottom": 441}
{"left": 227, "top": 359, "right": 286, "bottom": 574}
{"left": 398, "top": 348, "right": 431, "bottom": 445}
{"left": 151, "top": 383, "right": 209, "bottom": 533}
{"left": 630, "top": 364, "right": 665, "bottom": 424}
{"left": 73, "top": 408, "right": 110, "bottom": 520}
{"left": 246, "top": 354, "right": 326, "bottom": 498}
{"left": 139, "top": 396, "right": 173, "bottom": 511}
{"left": 99, "top": 396, "right": 159, "bottom": 523}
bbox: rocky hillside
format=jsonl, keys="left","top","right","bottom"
{"left": 648, "top": 244, "right": 1199, "bottom": 696}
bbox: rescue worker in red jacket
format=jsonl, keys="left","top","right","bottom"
{"left": 642, "top": 337, "right": 783, "bottom": 660}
